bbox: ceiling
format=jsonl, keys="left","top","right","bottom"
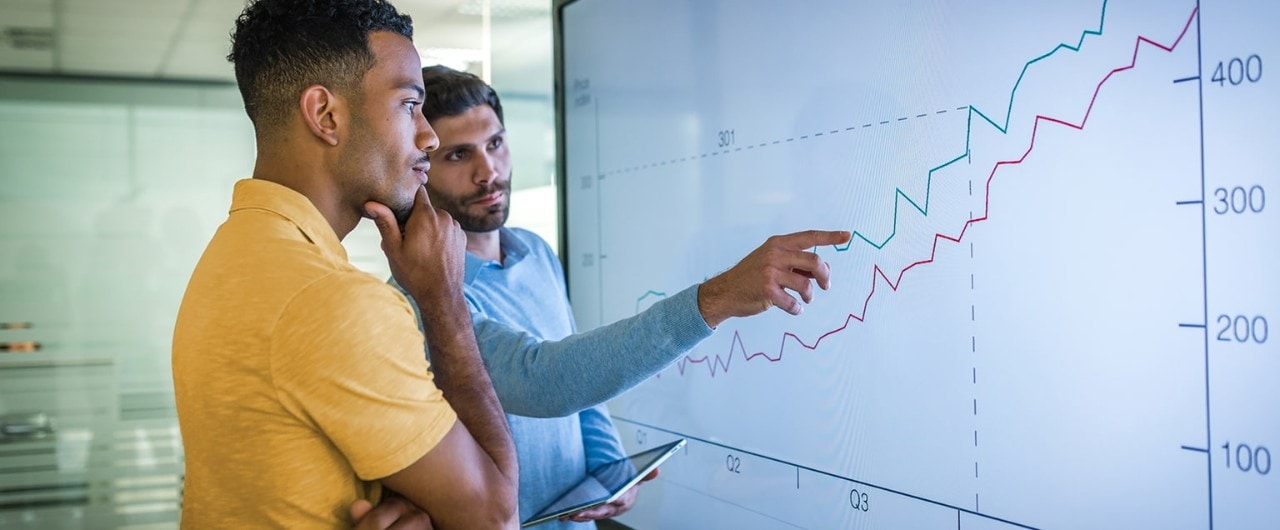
{"left": 0, "top": 0, "right": 552, "bottom": 93}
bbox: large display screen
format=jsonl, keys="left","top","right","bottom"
{"left": 555, "top": 1, "right": 1276, "bottom": 527}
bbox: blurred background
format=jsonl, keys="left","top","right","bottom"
{"left": 0, "top": 1, "right": 557, "bottom": 527}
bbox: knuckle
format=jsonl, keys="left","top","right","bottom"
{"left": 761, "top": 267, "right": 780, "bottom": 284}
{"left": 806, "top": 252, "right": 823, "bottom": 269}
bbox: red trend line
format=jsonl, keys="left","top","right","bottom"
{"left": 677, "top": 7, "right": 1199, "bottom": 378}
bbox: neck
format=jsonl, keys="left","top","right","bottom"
{"left": 252, "top": 146, "right": 359, "bottom": 241}
{"left": 466, "top": 229, "right": 502, "bottom": 262}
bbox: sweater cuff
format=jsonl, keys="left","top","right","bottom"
{"left": 653, "top": 284, "right": 715, "bottom": 350}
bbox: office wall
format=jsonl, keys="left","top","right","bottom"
{"left": 0, "top": 76, "right": 249, "bottom": 527}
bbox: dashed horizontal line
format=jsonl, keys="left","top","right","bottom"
{"left": 600, "top": 105, "right": 965, "bottom": 174}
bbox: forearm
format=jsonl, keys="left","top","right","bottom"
{"left": 415, "top": 290, "right": 518, "bottom": 510}
{"left": 479, "top": 285, "right": 713, "bottom": 417}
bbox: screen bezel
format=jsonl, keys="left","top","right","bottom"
{"left": 552, "top": 0, "right": 580, "bottom": 292}
{"left": 521, "top": 438, "right": 686, "bottom": 527}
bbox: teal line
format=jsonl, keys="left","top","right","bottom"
{"left": 970, "top": 0, "right": 1108, "bottom": 134}
{"left": 830, "top": 0, "right": 1109, "bottom": 254}
{"left": 836, "top": 152, "right": 968, "bottom": 251}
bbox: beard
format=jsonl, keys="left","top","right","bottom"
{"left": 429, "top": 181, "right": 511, "bottom": 233}
{"left": 455, "top": 200, "right": 509, "bottom": 232}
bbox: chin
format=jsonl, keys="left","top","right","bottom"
{"left": 391, "top": 205, "right": 413, "bottom": 228}
{"left": 460, "top": 215, "right": 506, "bottom": 233}
{"left": 388, "top": 194, "right": 415, "bottom": 226}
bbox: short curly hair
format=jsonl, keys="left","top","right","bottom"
{"left": 228, "top": 0, "right": 414, "bottom": 134}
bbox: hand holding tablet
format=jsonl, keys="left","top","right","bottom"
{"left": 522, "top": 439, "right": 686, "bottom": 527}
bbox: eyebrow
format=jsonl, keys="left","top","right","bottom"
{"left": 439, "top": 128, "right": 507, "bottom": 152}
{"left": 398, "top": 82, "right": 425, "bottom": 99}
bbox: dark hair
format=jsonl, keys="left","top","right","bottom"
{"left": 227, "top": 0, "right": 414, "bottom": 133}
{"left": 420, "top": 65, "right": 505, "bottom": 125}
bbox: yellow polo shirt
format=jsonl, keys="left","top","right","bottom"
{"left": 172, "top": 179, "right": 456, "bottom": 527}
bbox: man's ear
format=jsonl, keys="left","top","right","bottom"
{"left": 299, "top": 85, "right": 343, "bottom": 146}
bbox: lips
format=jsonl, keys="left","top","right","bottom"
{"left": 470, "top": 191, "right": 504, "bottom": 206}
{"left": 411, "top": 162, "right": 430, "bottom": 185}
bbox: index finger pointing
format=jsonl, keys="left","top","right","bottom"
{"left": 776, "top": 229, "right": 852, "bottom": 249}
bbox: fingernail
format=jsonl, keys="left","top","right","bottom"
{"left": 365, "top": 207, "right": 378, "bottom": 219}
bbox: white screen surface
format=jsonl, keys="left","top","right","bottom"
{"left": 557, "top": 1, "right": 1277, "bottom": 528}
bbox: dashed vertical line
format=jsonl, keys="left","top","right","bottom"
{"left": 971, "top": 227, "right": 980, "bottom": 511}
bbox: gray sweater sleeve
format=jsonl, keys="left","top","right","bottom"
{"left": 396, "top": 279, "right": 714, "bottom": 418}
{"left": 470, "top": 284, "right": 713, "bottom": 417}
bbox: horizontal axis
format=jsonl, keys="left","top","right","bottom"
{"left": 613, "top": 416, "right": 1041, "bottom": 530}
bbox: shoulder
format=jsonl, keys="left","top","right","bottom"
{"left": 273, "top": 270, "right": 419, "bottom": 358}
{"left": 505, "top": 227, "right": 559, "bottom": 267}
{"left": 505, "top": 227, "right": 550, "bottom": 250}
{"left": 293, "top": 270, "right": 413, "bottom": 317}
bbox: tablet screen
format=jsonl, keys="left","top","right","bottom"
{"left": 523, "top": 438, "right": 685, "bottom": 526}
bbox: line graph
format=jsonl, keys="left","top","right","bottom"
{"left": 667, "top": 5, "right": 1200, "bottom": 377}
{"left": 612, "top": 1, "right": 1122, "bottom": 256}
{"left": 565, "top": 0, "right": 1277, "bottom": 527}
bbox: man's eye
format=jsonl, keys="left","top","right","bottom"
{"left": 406, "top": 101, "right": 420, "bottom": 112}
{"left": 490, "top": 138, "right": 504, "bottom": 149}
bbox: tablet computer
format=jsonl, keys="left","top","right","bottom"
{"left": 521, "top": 438, "right": 686, "bottom": 527}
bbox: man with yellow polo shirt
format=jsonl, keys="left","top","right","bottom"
{"left": 172, "top": 0, "right": 517, "bottom": 527}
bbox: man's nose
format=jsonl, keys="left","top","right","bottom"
{"left": 417, "top": 116, "right": 439, "bottom": 153}
{"left": 474, "top": 153, "right": 500, "bottom": 184}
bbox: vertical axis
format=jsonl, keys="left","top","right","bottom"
{"left": 595, "top": 96, "right": 605, "bottom": 324}
{"left": 1194, "top": 1, "right": 1214, "bottom": 528}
